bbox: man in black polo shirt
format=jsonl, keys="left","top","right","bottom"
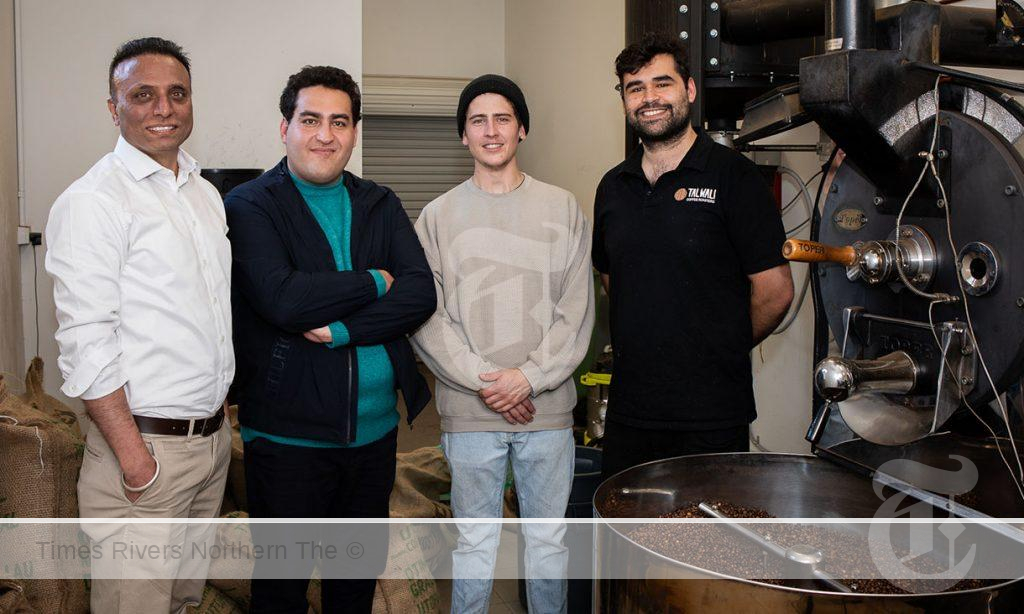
{"left": 594, "top": 33, "right": 794, "bottom": 479}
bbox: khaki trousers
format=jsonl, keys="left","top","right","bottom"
{"left": 78, "top": 417, "right": 230, "bottom": 614}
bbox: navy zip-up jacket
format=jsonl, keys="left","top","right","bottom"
{"left": 224, "top": 158, "right": 435, "bottom": 443}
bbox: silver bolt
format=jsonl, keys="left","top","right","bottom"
{"left": 680, "top": 31, "right": 689, "bottom": 40}
{"left": 833, "top": 214, "right": 842, "bottom": 223}
{"left": 1016, "top": 297, "right": 1024, "bottom": 308}
{"left": 679, "top": 4, "right": 688, "bottom": 13}
{"left": 961, "top": 345, "right": 974, "bottom": 356}
{"left": 1006, "top": 185, "right": 1018, "bottom": 196}
{"left": 710, "top": 2, "right": 720, "bottom": 11}
{"left": 709, "top": 57, "right": 719, "bottom": 67}
{"left": 710, "top": 29, "right": 719, "bottom": 38}
{"left": 962, "top": 377, "right": 974, "bottom": 387}
{"left": 937, "top": 149, "right": 949, "bottom": 159}
{"left": 937, "top": 199, "right": 946, "bottom": 209}
{"left": 873, "top": 196, "right": 884, "bottom": 207}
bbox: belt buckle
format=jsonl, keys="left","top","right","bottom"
{"left": 186, "top": 418, "right": 196, "bottom": 439}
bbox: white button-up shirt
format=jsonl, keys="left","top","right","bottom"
{"left": 45, "top": 137, "right": 234, "bottom": 419}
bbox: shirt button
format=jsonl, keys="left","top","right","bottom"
{"left": 645, "top": 190, "right": 652, "bottom": 196}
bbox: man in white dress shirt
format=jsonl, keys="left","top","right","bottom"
{"left": 45, "top": 37, "right": 233, "bottom": 613}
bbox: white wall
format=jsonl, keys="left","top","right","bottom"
{"left": 749, "top": 126, "right": 825, "bottom": 454}
{"left": 363, "top": 0, "right": 505, "bottom": 78}
{"left": 505, "top": 0, "right": 625, "bottom": 219}
{"left": 18, "top": 0, "right": 362, "bottom": 405}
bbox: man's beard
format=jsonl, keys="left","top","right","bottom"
{"left": 628, "top": 102, "right": 690, "bottom": 145}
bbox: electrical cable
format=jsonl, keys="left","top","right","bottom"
{"left": 782, "top": 170, "right": 823, "bottom": 234}
{"left": 32, "top": 242, "right": 39, "bottom": 358}
{"left": 774, "top": 167, "right": 820, "bottom": 335}
{"left": 928, "top": 300, "right": 1024, "bottom": 502}
{"left": 893, "top": 76, "right": 958, "bottom": 305}
{"left": 928, "top": 152, "right": 1024, "bottom": 492}
{"left": 786, "top": 217, "right": 812, "bottom": 237}
{"left": 908, "top": 76, "right": 1024, "bottom": 503}
{"left": 781, "top": 169, "right": 823, "bottom": 216}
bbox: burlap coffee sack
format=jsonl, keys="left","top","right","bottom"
{"left": 207, "top": 511, "right": 440, "bottom": 613}
{"left": 389, "top": 447, "right": 452, "bottom": 519}
{"left": 370, "top": 580, "right": 386, "bottom": 613}
{"left": 0, "top": 580, "right": 35, "bottom": 614}
{"left": 207, "top": 512, "right": 323, "bottom": 612}
{"left": 18, "top": 357, "right": 83, "bottom": 439}
{"left": 377, "top": 523, "right": 440, "bottom": 614}
{"left": 185, "top": 583, "right": 244, "bottom": 614}
{"left": 207, "top": 511, "right": 252, "bottom": 609}
{"left": 0, "top": 370, "right": 88, "bottom": 613}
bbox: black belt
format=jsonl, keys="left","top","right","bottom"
{"left": 134, "top": 407, "right": 225, "bottom": 437}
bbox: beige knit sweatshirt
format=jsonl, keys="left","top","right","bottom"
{"left": 411, "top": 175, "right": 595, "bottom": 432}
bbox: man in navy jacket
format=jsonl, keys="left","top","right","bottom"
{"left": 224, "top": 65, "right": 434, "bottom": 614}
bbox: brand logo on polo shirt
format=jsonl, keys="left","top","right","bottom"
{"left": 676, "top": 186, "right": 717, "bottom": 204}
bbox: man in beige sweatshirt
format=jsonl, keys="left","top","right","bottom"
{"left": 412, "top": 75, "right": 594, "bottom": 614}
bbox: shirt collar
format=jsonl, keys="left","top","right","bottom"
{"left": 114, "top": 136, "right": 200, "bottom": 183}
{"left": 619, "top": 127, "right": 714, "bottom": 180}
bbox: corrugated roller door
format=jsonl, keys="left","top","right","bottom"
{"left": 362, "top": 115, "right": 474, "bottom": 223}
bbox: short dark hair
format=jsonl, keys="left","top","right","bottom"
{"left": 279, "top": 65, "right": 362, "bottom": 123}
{"left": 109, "top": 37, "right": 191, "bottom": 98}
{"left": 614, "top": 32, "right": 690, "bottom": 96}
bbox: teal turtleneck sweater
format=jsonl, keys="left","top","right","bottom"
{"left": 241, "top": 173, "right": 398, "bottom": 448}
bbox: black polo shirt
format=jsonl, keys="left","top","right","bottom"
{"left": 592, "top": 129, "right": 787, "bottom": 431}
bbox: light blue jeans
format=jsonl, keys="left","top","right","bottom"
{"left": 442, "top": 428, "right": 574, "bottom": 614}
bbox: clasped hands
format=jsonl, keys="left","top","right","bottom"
{"left": 478, "top": 368, "right": 534, "bottom": 425}
{"left": 299, "top": 267, "right": 533, "bottom": 424}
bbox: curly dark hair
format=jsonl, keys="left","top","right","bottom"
{"left": 279, "top": 65, "right": 362, "bottom": 123}
{"left": 109, "top": 37, "right": 190, "bottom": 98}
{"left": 614, "top": 32, "right": 690, "bottom": 96}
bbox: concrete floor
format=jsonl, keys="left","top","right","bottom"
{"left": 396, "top": 365, "right": 528, "bottom": 614}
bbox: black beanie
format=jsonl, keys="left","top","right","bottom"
{"left": 456, "top": 74, "right": 530, "bottom": 138}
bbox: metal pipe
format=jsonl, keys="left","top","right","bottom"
{"left": 827, "top": 0, "right": 876, "bottom": 50}
{"left": 719, "top": 0, "right": 1023, "bottom": 68}
{"left": 906, "top": 61, "right": 1024, "bottom": 95}
{"left": 721, "top": 0, "right": 825, "bottom": 45}
{"left": 14, "top": 0, "right": 26, "bottom": 226}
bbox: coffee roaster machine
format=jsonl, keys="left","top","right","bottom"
{"left": 594, "top": 0, "right": 1024, "bottom": 610}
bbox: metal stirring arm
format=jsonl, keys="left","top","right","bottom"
{"left": 697, "top": 502, "right": 853, "bottom": 593}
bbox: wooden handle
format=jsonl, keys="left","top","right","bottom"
{"left": 782, "top": 239, "right": 858, "bottom": 266}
